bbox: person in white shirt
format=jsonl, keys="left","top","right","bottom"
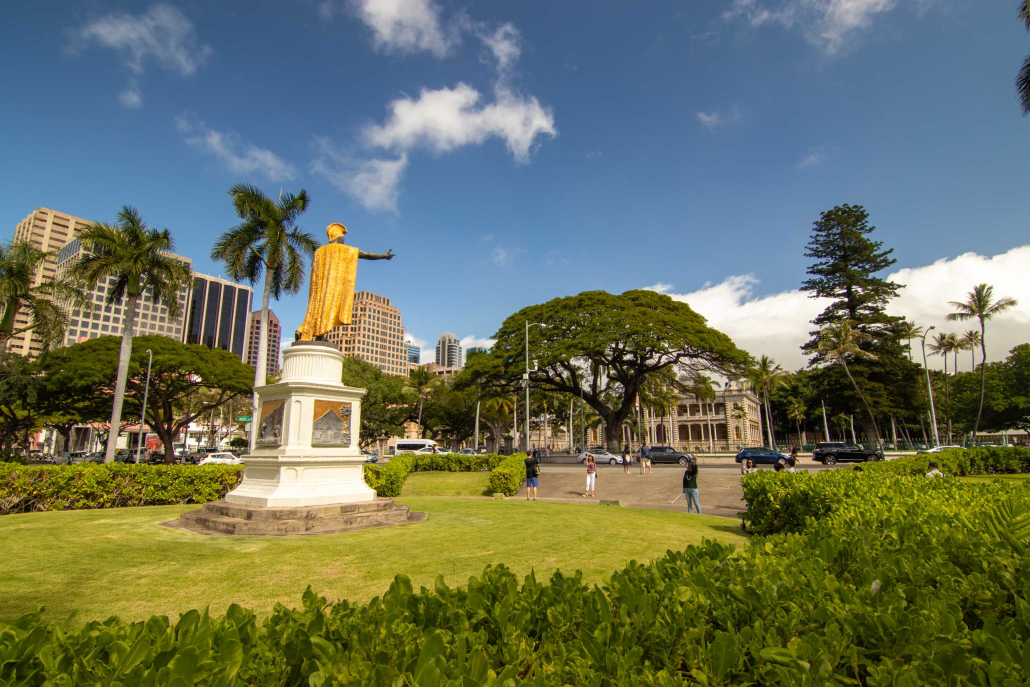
{"left": 786, "top": 457, "right": 798, "bottom": 473}
{"left": 925, "top": 461, "right": 944, "bottom": 478}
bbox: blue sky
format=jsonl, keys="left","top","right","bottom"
{"left": 1, "top": 0, "right": 1027, "bottom": 366}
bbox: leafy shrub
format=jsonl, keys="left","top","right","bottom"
{"left": 228, "top": 437, "right": 248, "bottom": 450}
{"left": 742, "top": 446, "right": 1030, "bottom": 535}
{"left": 363, "top": 452, "right": 525, "bottom": 497}
{"left": 0, "top": 463, "right": 243, "bottom": 515}
{"left": 486, "top": 453, "right": 526, "bottom": 496}
{"left": 5, "top": 475, "right": 1030, "bottom": 685}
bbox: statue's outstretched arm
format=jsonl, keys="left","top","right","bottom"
{"left": 358, "top": 249, "right": 394, "bottom": 260}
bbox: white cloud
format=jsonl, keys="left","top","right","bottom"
{"left": 477, "top": 22, "right": 521, "bottom": 72}
{"left": 311, "top": 138, "right": 407, "bottom": 213}
{"left": 76, "top": 4, "right": 211, "bottom": 76}
{"left": 724, "top": 0, "right": 903, "bottom": 55}
{"left": 492, "top": 246, "right": 515, "bottom": 265}
{"left": 404, "top": 333, "right": 427, "bottom": 348}
{"left": 585, "top": 150, "right": 603, "bottom": 161}
{"left": 118, "top": 87, "right": 142, "bottom": 108}
{"left": 796, "top": 147, "right": 825, "bottom": 169}
{"left": 696, "top": 107, "right": 743, "bottom": 129}
{"left": 364, "top": 83, "right": 556, "bottom": 163}
{"left": 647, "top": 245, "right": 1030, "bottom": 371}
{"left": 176, "top": 114, "right": 297, "bottom": 182}
{"left": 348, "top": 0, "right": 456, "bottom": 57}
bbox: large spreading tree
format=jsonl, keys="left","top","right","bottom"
{"left": 39, "top": 335, "right": 253, "bottom": 463}
{"left": 476, "top": 289, "right": 751, "bottom": 452}
{"left": 801, "top": 204, "right": 922, "bottom": 442}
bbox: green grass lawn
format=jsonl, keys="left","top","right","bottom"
{"left": 958, "top": 474, "right": 1030, "bottom": 483}
{"left": 0, "top": 498, "right": 746, "bottom": 624}
{"left": 400, "top": 471, "right": 492, "bottom": 497}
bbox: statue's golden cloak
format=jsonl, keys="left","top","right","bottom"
{"left": 295, "top": 243, "right": 359, "bottom": 340}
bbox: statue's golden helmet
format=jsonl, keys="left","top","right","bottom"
{"left": 326, "top": 223, "right": 348, "bottom": 241}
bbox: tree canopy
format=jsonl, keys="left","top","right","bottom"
{"left": 475, "top": 289, "right": 751, "bottom": 451}
{"left": 39, "top": 336, "right": 253, "bottom": 462}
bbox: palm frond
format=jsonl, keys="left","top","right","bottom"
{"left": 983, "top": 496, "right": 1030, "bottom": 555}
{"left": 1019, "top": 55, "right": 1030, "bottom": 116}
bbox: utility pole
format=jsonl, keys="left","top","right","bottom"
{"left": 920, "top": 326, "right": 941, "bottom": 447}
{"left": 822, "top": 399, "right": 831, "bottom": 442}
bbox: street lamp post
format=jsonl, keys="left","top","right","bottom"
{"left": 920, "top": 326, "right": 941, "bottom": 447}
{"left": 136, "top": 349, "right": 153, "bottom": 464}
{"left": 524, "top": 320, "right": 545, "bottom": 453}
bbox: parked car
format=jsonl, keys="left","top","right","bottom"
{"left": 917, "top": 445, "right": 964, "bottom": 454}
{"left": 456, "top": 448, "right": 479, "bottom": 456}
{"left": 577, "top": 449, "right": 621, "bottom": 465}
{"left": 812, "top": 442, "right": 883, "bottom": 465}
{"left": 198, "top": 452, "right": 242, "bottom": 466}
{"left": 735, "top": 447, "right": 789, "bottom": 465}
{"left": 647, "top": 445, "right": 694, "bottom": 465}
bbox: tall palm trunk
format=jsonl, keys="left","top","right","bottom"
{"left": 974, "top": 320, "right": 987, "bottom": 443}
{"left": 840, "top": 358, "right": 882, "bottom": 446}
{"left": 250, "top": 277, "right": 273, "bottom": 449}
{"left": 706, "top": 403, "right": 714, "bottom": 452}
{"left": 417, "top": 397, "right": 425, "bottom": 437}
{"left": 762, "top": 387, "right": 774, "bottom": 449}
{"left": 106, "top": 291, "right": 139, "bottom": 462}
{"left": 942, "top": 356, "right": 951, "bottom": 444}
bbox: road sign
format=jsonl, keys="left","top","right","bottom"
{"left": 238, "top": 415, "right": 252, "bottom": 421}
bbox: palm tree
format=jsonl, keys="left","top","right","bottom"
{"left": 817, "top": 320, "right": 882, "bottom": 447}
{"left": 640, "top": 369, "right": 680, "bottom": 446}
{"left": 211, "top": 184, "right": 317, "bottom": 431}
{"left": 947, "top": 284, "right": 1019, "bottom": 442}
{"left": 690, "top": 374, "right": 718, "bottom": 452}
{"left": 0, "top": 241, "right": 92, "bottom": 361}
{"left": 403, "top": 366, "right": 443, "bottom": 437}
{"left": 1018, "top": 1, "right": 1030, "bottom": 114}
{"left": 748, "top": 355, "right": 788, "bottom": 449}
{"left": 929, "top": 332, "right": 959, "bottom": 443}
{"left": 71, "top": 206, "right": 192, "bottom": 462}
{"left": 786, "top": 398, "right": 807, "bottom": 447}
{"left": 895, "top": 320, "right": 923, "bottom": 361}
{"left": 959, "top": 330, "right": 982, "bottom": 372}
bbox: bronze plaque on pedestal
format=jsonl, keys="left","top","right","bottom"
{"left": 256, "top": 400, "right": 285, "bottom": 446}
{"left": 311, "top": 400, "right": 352, "bottom": 447}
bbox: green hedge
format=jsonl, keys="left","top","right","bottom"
{"left": 363, "top": 452, "right": 527, "bottom": 497}
{"left": 486, "top": 453, "right": 527, "bottom": 495}
{"left": 0, "top": 463, "right": 243, "bottom": 515}
{"left": 5, "top": 469, "right": 1030, "bottom": 684}
{"left": 743, "top": 446, "right": 1030, "bottom": 535}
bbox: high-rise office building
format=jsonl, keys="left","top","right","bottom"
{"left": 465, "top": 346, "right": 489, "bottom": 363}
{"left": 182, "top": 273, "right": 253, "bottom": 358}
{"left": 325, "top": 291, "right": 408, "bottom": 376}
{"left": 406, "top": 342, "right": 420, "bottom": 364}
{"left": 247, "top": 310, "right": 282, "bottom": 378}
{"left": 435, "top": 332, "right": 462, "bottom": 368}
{"left": 10, "top": 208, "right": 93, "bottom": 356}
{"left": 54, "top": 239, "right": 192, "bottom": 346}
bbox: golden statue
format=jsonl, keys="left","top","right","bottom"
{"left": 295, "top": 223, "right": 394, "bottom": 341}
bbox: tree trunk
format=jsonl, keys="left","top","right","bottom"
{"left": 973, "top": 322, "right": 987, "bottom": 443}
{"left": 154, "top": 420, "right": 178, "bottom": 464}
{"left": 762, "top": 388, "right": 774, "bottom": 449}
{"left": 105, "top": 293, "right": 138, "bottom": 462}
{"left": 841, "top": 359, "right": 882, "bottom": 446}
{"left": 417, "top": 397, "right": 424, "bottom": 437}
{"left": 0, "top": 298, "right": 22, "bottom": 365}
{"left": 251, "top": 277, "right": 273, "bottom": 451}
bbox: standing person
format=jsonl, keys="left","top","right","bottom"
{"left": 639, "top": 442, "right": 651, "bottom": 475}
{"left": 682, "top": 456, "right": 701, "bottom": 514}
{"left": 790, "top": 445, "right": 799, "bottom": 462}
{"left": 583, "top": 452, "right": 596, "bottom": 497}
{"left": 545, "top": 445, "right": 551, "bottom": 460}
{"left": 622, "top": 443, "right": 631, "bottom": 474}
{"left": 524, "top": 451, "right": 541, "bottom": 500}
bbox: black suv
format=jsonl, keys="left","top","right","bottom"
{"left": 647, "top": 446, "right": 694, "bottom": 465}
{"left": 812, "top": 442, "right": 883, "bottom": 465}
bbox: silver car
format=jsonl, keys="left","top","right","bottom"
{"left": 577, "top": 449, "right": 621, "bottom": 465}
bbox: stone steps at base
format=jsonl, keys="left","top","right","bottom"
{"left": 178, "top": 500, "right": 426, "bottom": 536}
{"left": 205, "top": 499, "right": 397, "bottom": 521}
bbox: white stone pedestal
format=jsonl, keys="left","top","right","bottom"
{"left": 224, "top": 342, "right": 376, "bottom": 508}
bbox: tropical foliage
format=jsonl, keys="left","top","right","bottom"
{"left": 71, "top": 206, "right": 192, "bottom": 462}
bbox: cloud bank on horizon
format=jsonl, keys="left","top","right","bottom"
{"left": 647, "top": 245, "right": 1030, "bottom": 372}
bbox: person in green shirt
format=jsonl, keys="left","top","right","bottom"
{"left": 682, "top": 457, "right": 700, "bottom": 514}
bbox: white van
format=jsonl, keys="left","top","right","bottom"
{"left": 392, "top": 439, "right": 447, "bottom": 455}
